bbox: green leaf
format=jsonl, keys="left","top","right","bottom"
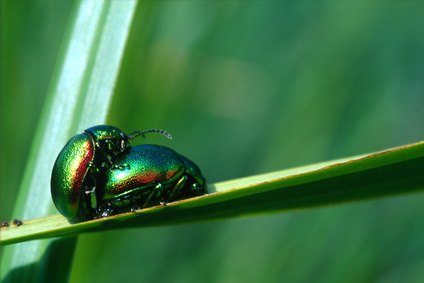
{"left": 0, "top": 0, "right": 137, "bottom": 281}
{"left": 2, "top": 140, "right": 423, "bottom": 246}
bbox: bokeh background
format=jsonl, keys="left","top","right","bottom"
{"left": 2, "top": 1, "right": 424, "bottom": 282}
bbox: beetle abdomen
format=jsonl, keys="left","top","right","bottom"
{"left": 100, "top": 144, "right": 186, "bottom": 200}
{"left": 51, "top": 134, "right": 94, "bottom": 219}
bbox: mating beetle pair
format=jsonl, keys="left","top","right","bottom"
{"left": 51, "top": 125, "right": 207, "bottom": 222}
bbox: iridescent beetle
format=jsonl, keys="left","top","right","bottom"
{"left": 95, "top": 144, "right": 206, "bottom": 218}
{"left": 50, "top": 125, "right": 206, "bottom": 222}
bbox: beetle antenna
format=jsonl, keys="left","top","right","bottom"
{"left": 128, "top": 129, "right": 173, "bottom": 140}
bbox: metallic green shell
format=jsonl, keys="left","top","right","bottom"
{"left": 85, "top": 125, "right": 126, "bottom": 141}
{"left": 96, "top": 144, "right": 206, "bottom": 212}
{"left": 101, "top": 145, "right": 187, "bottom": 199}
{"left": 51, "top": 134, "right": 94, "bottom": 220}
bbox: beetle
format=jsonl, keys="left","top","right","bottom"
{"left": 51, "top": 125, "right": 172, "bottom": 221}
{"left": 51, "top": 125, "right": 206, "bottom": 222}
{"left": 94, "top": 144, "right": 207, "bottom": 218}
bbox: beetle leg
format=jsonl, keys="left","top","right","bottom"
{"left": 165, "top": 175, "right": 188, "bottom": 202}
{"left": 96, "top": 203, "right": 115, "bottom": 218}
{"left": 191, "top": 183, "right": 203, "bottom": 194}
{"left": 92, "top": 140, "right": 129, "bottom": 171}
{"left": 87, "top": 160, "right": 100, "bottom": 173}
{"left": 84, "top": 186, "right": 98, "bottom": 209}
{"left": 130, "top": 206, "right": 140, "bottom": 212}
{"left": 84, "top": 161, "right": 100, "bottom": 212}
{"left": 142, "top": 183, "right": 164, "bottom": 208}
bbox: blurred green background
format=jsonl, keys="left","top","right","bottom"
{"left": 2, "top": 1, "right": 424, "bottom": 282}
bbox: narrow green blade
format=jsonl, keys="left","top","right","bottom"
{"left": 0, "top": 0, "right": 136, "bottom": 281}
{"left": 2, "top": 140, "right": 423, "bottom": 246}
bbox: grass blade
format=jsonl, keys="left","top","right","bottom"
{"left": 2, "top": 140, "right": 423, "bottom": 246}
{"left": 0, "top": 0, "right": 136, "bottom": 281}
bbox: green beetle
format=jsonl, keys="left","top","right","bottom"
{"left": 94, "top": 144, "right": 207, "bottom": 218}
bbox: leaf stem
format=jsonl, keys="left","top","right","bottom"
{"left": 2, "top": 140, "right": 423, "bottom": 246}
